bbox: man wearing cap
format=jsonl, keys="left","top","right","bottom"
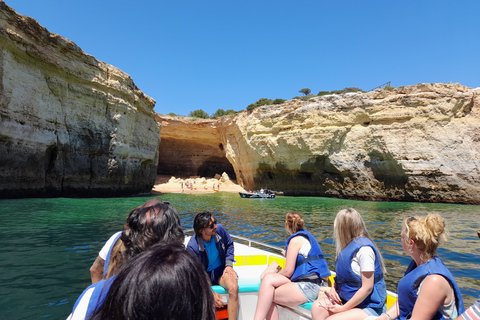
{"left": 187, "top": 211, "right": 238, "bottom": 320}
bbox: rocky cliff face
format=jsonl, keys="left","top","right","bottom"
{"left": 158, "top": 83, "right": 480, "bottom": 204}
{"left": 156, "top": 115, "right": 236, "bottom": 180}
{"left": 0, "top": 3, "right": 160, "bottom": 198}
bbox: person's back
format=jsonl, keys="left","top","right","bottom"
{"left": 89, "top": 243, "right": 216, "bottom": 320}
{"left": 68, "top": 199, "right": 184, "bottom": 320}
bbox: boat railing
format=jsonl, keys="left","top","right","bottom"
{"left": 184, "top": 229, "right": 284, "bottom": 255}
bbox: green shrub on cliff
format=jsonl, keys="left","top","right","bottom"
{"left": 212, "top": 109, "right": 226, "bottom": 118}
{"left": 189, "top": 109, "right": 209, "bottom": 119}
{"left": 247, "top": 98, "right": 274, "bottom": 111}
{"left": 317, "top": 87, "right": 364, "bottom": 96}
{"left": 212, "top": 108, "right": 238, "bottom": 118}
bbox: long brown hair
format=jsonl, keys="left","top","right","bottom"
{"left": 334, "top": 208, "right": 386, "bottom": 272}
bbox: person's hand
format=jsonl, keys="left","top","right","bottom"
{"left": 213, "top": 292, "right": 225, "bottom": 308}
{"left": 328, "top": 286, "right": 341, "bottom": 305}
{"left": 223, "top": 266, "right": 238, "bottom": 279}
{"left": 328, "top": 303, "right": 346, "bottom": 314}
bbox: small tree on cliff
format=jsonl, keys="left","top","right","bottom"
{"left": 212, "top": 109, "right": 226, "bottom": 118}
{"left": 299, "top": 88, "right": 311, "bottom": 96}
{"left": 189, "top": 109, "right": 210, "bottom": 119}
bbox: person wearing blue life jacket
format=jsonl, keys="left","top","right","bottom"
{"left": 67, "top": 199, "right": 184, "bottom": 320}
{"left": 254, "top": 211, "right": 331, "bottom": 320}
{"left": 88, "top": 243, "right": 216, "bottom": 320}
{"left": 312, "top": 208, "right": 387, "bottom": 320}
{"left": 88, "top": 199, "right": 170, "bottom": 283}
{"left": 379, "top": 214, "right": 465, "bottom": 320}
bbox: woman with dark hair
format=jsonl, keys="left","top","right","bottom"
{"left": 89, "top": 243, "right": 216, "bottom": 320}
{"left": 107, "top": 200, "right": 185, "bottom": 276}
{"left": 68, "top": 199, "right": 185, "bottom": 320}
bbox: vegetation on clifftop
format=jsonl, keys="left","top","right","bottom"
{"left": 166, "top": 86, "right": 383, "bottom": 118}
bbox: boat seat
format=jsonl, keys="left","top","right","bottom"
{"left": 212, "top": 278, "right": 261, "bottom": 294}
{"left": 299, "top": 302, "right": 313, "bottom": 310}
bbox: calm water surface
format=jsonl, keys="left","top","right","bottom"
{"left": 1, "top": 193, "right": 479, "bottom": 319}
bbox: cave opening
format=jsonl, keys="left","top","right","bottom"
{"left": 156, "top": 139, "right": 237, "bottom": 182}
{"left": 197, "top": 156, "right": 236, "bottom": 181}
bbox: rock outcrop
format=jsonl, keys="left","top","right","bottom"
{"left": 155, "top": 115, "right": 236, "bottom": 180}
{"left": 157, "top": 83, "right": 480, "bottom": 204}
{"left": 0, "top": 2, "right": 160, "bottom": 198}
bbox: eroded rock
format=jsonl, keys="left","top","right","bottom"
{"left": 157, "top": 83, "right": 480, "bottom": 204}
{"left": 0, "top": 3, "right": 160, "bottom": 198}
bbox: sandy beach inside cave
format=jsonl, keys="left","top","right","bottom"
{"left": 151, "top": 174, "right": 247, "bottom": 195}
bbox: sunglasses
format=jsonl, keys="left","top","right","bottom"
{"left": 205, "top": 218, "right": 217, "bottom": 229}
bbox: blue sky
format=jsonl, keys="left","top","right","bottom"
{"left": 5, "top": 0, "right": 480, "bottom": 116}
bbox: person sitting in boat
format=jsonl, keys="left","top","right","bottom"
{"left": 187, "top": 211, "right": 239, "bottom": 320}
{"left": 88, "top": 198, "right": 170, "bottom": 283}
{"left": 254, "top": 211, "right": 331, "bottom": 320}
{"left": 378, "top": 214, "right": 465, "bottom": 320}
{"left": 311, "top": 208, "right": 387, "bottom": 320}
{"left": 88, "top": 243, "right": 216, "bottom": 320}
{"left": 67, "top": 200, "right": 184, "bottom": 320}
{"left": 456, "top": 295, "right": 480, "bottom": 320}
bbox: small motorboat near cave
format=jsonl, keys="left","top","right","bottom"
{"left": 184, "top": 231, "right": 398, "bottom": 320}
{"left": 239, "top": 192, "right": 276, "bottom": 199}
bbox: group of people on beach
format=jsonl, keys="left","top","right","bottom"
{"left": 66, "top": 198, "right": 479, "bottom": 320}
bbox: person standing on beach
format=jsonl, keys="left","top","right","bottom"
{"left": 187, "top": 211, "right": 239, "bottom": 320}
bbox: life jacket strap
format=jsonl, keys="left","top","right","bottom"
{"left": 334, "top": 273, "right": 384, "bottom": 287}
{"left": 296, "top": 254, "right": 324, "bottom": 267}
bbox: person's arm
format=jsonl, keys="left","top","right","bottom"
{"left": 409, "top": 274, "right": 453, "bottom": 320}
{"left": 278, "top": 236, "right": 302, "bottom": 278}
{"left": 328, "top": 246, "right": 376, "bottom": 313}
{"left": 329, "top": 270, "right": 375, "bottom": 313}
{"left": 454, "top": 296, "right": 480, "bottom": 320}
{"left": 377, "top": 301, "right": 400, "bottom": 320}
{"left": 222, "top": 227, "right": 235, "bottom": 267}
{"left": 89, "top": 256, "right": 105, "bottom": 283}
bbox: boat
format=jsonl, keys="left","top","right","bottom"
{"left": 184, "top": 231, "right": 398, "bottom": 320}
{"left": 239, "top": 192, "right": 276, "bottom": 199}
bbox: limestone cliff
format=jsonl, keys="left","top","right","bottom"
{"left": 157, "top": 83, "right": 480, "bottom": 204}
{"left": 0, "top": 2, "right": 160, "bottom": 198}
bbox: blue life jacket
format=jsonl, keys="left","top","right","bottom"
{"left": 397, "top": 256, "right": 465, "bottom": 320}
{"left": 70, "top": 276, "right": 115, "bottom": 319}
{"left": 335, "top": 237, "right": 387, "bottom": 309}
{"left": 103, "top": 231, "right": 123, "bottom": 276}
{"left": 285, "top": 229, "right": 331, "bottom": 281}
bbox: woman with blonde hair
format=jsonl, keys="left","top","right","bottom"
{"left": 379, "top": 214, "right": 464, "bottom": 320}
{"left": 254, "top": 211, "right": 331, "bottom": 320}
{"left": 311, "top": 208, "right": 387, "bottom": 320}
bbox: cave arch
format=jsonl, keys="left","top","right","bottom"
{"left": 197, "top": 156, "right": 236, "bottom": 180}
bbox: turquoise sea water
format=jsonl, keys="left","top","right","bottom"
{"left": 1, "top": 193, "right": 479, "bottom": 319}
